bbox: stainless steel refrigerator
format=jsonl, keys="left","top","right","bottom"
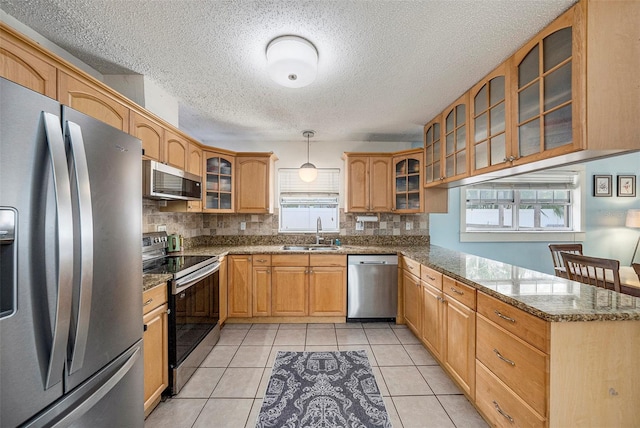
{"left": 0, "top": 78, "right": 144, "bottom": 427}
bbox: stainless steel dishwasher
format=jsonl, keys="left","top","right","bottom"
{"left": 347, "top": 254, "right": 398, "bottom": 321}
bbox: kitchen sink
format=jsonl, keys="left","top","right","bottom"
{"left": 281, "top": 245, "right": 339, "bottom": 251}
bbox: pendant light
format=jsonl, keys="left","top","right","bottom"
{"left": 299, "top": 130, "right": 318, "bottom": 183}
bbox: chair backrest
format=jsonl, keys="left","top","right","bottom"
{"left": 632, "top": 263, "right": 640, "bottom": 280}
{"left": 561, "top": 252, "right": 621, "bottom": 293}
{"left": 548, "top": 243, "right": 583, "bottom": 278}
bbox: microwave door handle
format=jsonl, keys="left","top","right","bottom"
{"left": 66, "top": 121, "right": 93, "bottom": 375}
{"left": 42, "top": 112, "right": 74, "bottom": 389}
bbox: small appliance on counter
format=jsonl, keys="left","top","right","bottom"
{"left": 167, "top": 234, "right": 182, "bottom": 252}
{"left": 142, "top": 232, "right": 220, "bottom": 395}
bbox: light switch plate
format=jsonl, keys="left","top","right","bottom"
{"left": 240, "top": 222, "right": 246, "bottom": 230}
{"left": 405, "top": 222, "right": 412, "bottom": 230}
{"left": 157, "top": 225, "right": 167, "bottom": 232}
{"left": 356, "top": 221, "right": 364, "bottom": 231}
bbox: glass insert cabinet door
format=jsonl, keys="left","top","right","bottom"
{"left": 423, "top": 118, "right": 442, "bottom": 186}
{"left": 205, "top": 153, "right": 233, "bottom": 211}
{"left": 515, "top": 9, "right": 577, "bottom": 160}
{"left": 443, "top": 93, "right": 469, "bottom": 181}
{"left": 394, "top": 153, "right": 422, "bottom": 212}
{"left": 470, "top": 63, "right": 510, "bottom": 173}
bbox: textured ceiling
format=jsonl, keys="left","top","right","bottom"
{"left": 1, "top": 0, "right": 576, "bottom": 146}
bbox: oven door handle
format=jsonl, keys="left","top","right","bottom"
{"left": 173, "top": 261, "right": 220, "bottom": 294}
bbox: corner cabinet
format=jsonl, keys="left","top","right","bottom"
{"left": 393, "top": 149, "right": 423, "bottom": 213}
{"left": 203, "top": 152, "right": 234, "bottom": 213}
{"left": 235, "top": 153, "right": 277, "bottom": 214}
{"left": 343, "top": 153, "right": 393, "bottom": 213}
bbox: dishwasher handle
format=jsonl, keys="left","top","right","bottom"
{"left": 358, "top": 261, "right": 390, "bottom": 265}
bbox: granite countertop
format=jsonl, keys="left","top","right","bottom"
{"left": 143, "top": 273, "right": 172, "bottom": 292}
{"left": 172, "top": 243, "right": 640, "bottom": 323}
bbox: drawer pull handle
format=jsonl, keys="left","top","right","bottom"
{"left": 256, "top": 259, "right": 268, "bottom": 263}
{"left": 426, "top": 275, "right": 436, "bottom": 281}
{"left": 493, "top": 401, "right": 514, "bottom": 423}
{"left": 450, "top": 287, "right": 463, "bottom": 295}
{"left": 494, "top": 310, "right": 516, "bottom": 323}
{"left": 408, "top": 265, "right": 414, "bottom": 269}
{"left": 493, "top": 349, "right": 516, "bottom": 366}
{"left": 143, "top": 298, "right": 153, "bottom": 307}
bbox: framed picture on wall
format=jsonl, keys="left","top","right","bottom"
{"left": 617, "top": 175, "right": 636, "bottom": 197}
{"left": 593, "top": 174, "right": 612, "bottom": 197}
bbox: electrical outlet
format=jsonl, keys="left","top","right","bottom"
{"left": 157, "top": 225, "right": 167, "bottom": 232}
{"left": 405, "top": 222, "right": 412, "bottom": 230}
{"left": 356, "top": 221, "right": 364, "bottom": 231}
{"left": 240, "top": 222, "right": 246, "bottom": 230}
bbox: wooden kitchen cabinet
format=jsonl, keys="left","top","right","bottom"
{"left": 308, "top": 255, "right": 347, "bottom": 316}
{"left": 203, "top": 151, "right": 234, "bottom": 212}
{"left": 271, "top": 255, "right": 309, "bottom": 316}
{"left": 164, "top": 129, "right": 188, "bottom": 171}
{"left": 402, "top": 257, "right": 422, "bottom": 335}
{"left": 343, "top": 154, "right": 393, "bottom": 213}
{"left": 0, "top": 24, "right": 57, "bottom": 98}
{"left": 442, "top": 278, "right": 476, "bottom": 399}
{"left": 252, "top": 255, "right": 272, "bottom": 317}
{"left": 442, "top": 93, "right": 470, "bottom": 183}
{"left": 58, "top": 71, "right": 130, "bottom": 132}
{"left": 142, "top": 283, "right": 168, "bottom": 417}
{"left": 393, "top": 149, "right": 423, "bottom": 213}
{"left": 421, "top": 280, "right": 444, "bottom": 361}
{"left": 235, "top": 153, "right": 276, "bottom": 213}
{"left": 130, "top": 111, "right": 164, "bottom": 161}
{"left": 469, "top": 62, "right": 512, "bottom": 175}
{"left": 423, "top": 116, "right": 443, "bottom": 186}
{"left": 227, "top": 255, "right": 252, "bottom": 318}
{"left": 219, "top": 255, "right": 228, "bottom": 325}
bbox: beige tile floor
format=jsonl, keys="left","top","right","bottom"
{"left": 144, "top": 322, "right": 488, "bottom": 428}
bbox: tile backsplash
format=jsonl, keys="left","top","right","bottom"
{"left": 143, "top": 199, "right": 429, "bottom": 239}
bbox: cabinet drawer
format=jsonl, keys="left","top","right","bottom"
{"left": 477, "top": 292, "right": 549, "bottom": 352}
{"left": 142, "top": 283, "right": 167, "bottom": 315}
{"left": 402, "top": 257, "right": 420, "bottom": 276}
{"left": 477, "top": 315, "right": 547, "bottom": 417}
{"left": 476, "top": 361, "right": 546, "bottom": 428}
{"left": 272, "top": 254, "right": 309, "bottom": 267}
{"left": 420, "top": 265, "right": 442, "bottom": 290}
{"left": 252, "top": 255, "right": 271, "bottom": 266}
{"left": 443, "top": 276, "right": 476, "bottom": 310}
{"left": 309, "top": 254, "right": 346, "bottom": 267}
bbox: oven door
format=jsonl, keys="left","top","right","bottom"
{"left": 168, "top": 262, "right": 220, "bottom": 370}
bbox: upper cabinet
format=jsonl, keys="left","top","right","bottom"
{"left": 58, "top": 71, "right": 130, "bottom": 133}
{"left": 0, "top": 25, "right": 57, "bottom": 98}
{"left": 442, "top": 93, "right": 470, "bottom": 183}
{"left": 204, "top": 151, "right": 234, "bottom": 213}
{"left": 470, "top": 63, "right": 512, "bottom": 175}
{"left": 511, "top": 8, "right": 580, "bottom": 164}
{"left": 164, "top": 129, "right": 189, "bottom": 171}
{"left": 423, "top": 117, "right": 443, "bottom": 186}
{"left": 131, "top": 111, "right": 164, "bottom": 160}
{"left": 343, "top": 154, "right": 393, "bottom": 213}
{"left": 393, "top": 149, "right": 423, "bottom": 213}
{"left": 235, "top": 153, "right": 277, "bottom": 213}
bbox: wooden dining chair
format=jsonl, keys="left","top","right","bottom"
{"left": 561, "top": 252, "right": 621, "bottom": 293}
{"left": 548, "top": 243, "right": 583, "bottom": 278}
{"left": 632, "top": 263, "right": 640, "bottom": 280}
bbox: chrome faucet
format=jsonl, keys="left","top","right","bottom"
{"left": 316, "top": 216, "right": 323, "bottom": 244}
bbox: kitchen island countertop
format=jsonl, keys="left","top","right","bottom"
{"left": 167, "top": 243, "right": 640, "bottom": 323}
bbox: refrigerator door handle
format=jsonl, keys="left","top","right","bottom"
{"left": 66, "top": 121, "right": 94, "bottom": 375}
{"left": 50, "top": 346, "right": 141, "bottom": 428}
{"left": 42, "top": 112, "right": 74, "bottom": 390}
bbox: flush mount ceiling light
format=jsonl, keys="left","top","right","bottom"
{"left": 299, "top": 130, "right": 317, "bottom": 182}
{"left": 266, "top": 35, "right": 318, "bottom": 88}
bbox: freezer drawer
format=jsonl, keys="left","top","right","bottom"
{"left": 347, "top": 255, "right": 398, "bottom": 320}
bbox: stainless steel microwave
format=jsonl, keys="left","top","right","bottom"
{"left": 143, "top": 160, "right": 201, "bottom": 201}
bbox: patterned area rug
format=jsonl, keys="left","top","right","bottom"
{"left": 256, "top": 350, "right": 391, "bottom": 428}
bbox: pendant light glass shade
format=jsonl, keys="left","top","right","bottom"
{"left": 299, "top": 130, "right": 317, "bottom": 183}
{"left": 266, "top": 36, "right": 318, "bottom": 88}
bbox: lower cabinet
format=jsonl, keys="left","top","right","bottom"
{"left": 142, "top": 283, "right": 168, "bottom": 417}
{"left": 442, "top": 291, "right": 476, "bottom": 398}
{"left": 420, "top": 280, "right": 444, "bottom": 361}
{"left": 227, "top": 254, "right": 347, "bottom": 319}
{"left": 403, "top": 267, "right": 422, "bottom": 335}
{"left": 219, "top": 255, "right": 228, "bottom": 324}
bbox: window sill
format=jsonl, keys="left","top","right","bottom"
{"left": 460, "top": 231, "right": 585, "bottom": 243}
